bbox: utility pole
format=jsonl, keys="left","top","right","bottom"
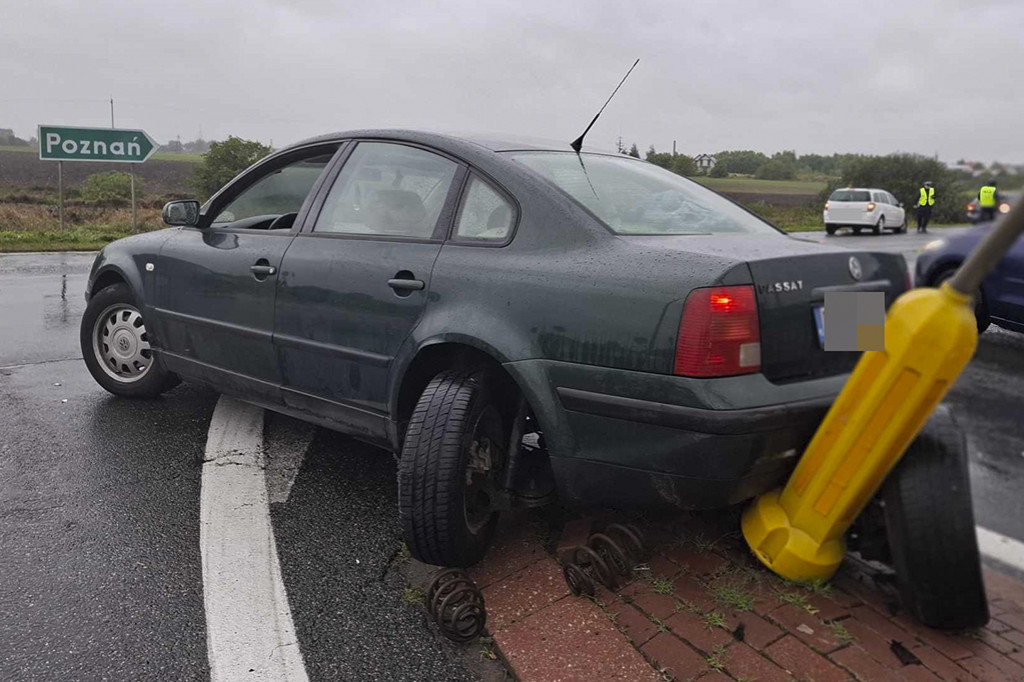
{"left": 673, "top": 140, "right": 677, "bottom": 156}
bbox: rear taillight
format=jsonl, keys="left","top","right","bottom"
{"left": 675, "top": 285, "right": 761, "bottom": 377}
{"left": 824, "top": 201, "right": 830, "bottom": 210}
{"left": 866, "top": 202, "right": 876, "bottom": 211}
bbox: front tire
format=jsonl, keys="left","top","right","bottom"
{"left": 399, "top": 368, "right": 509, "bottom": 566}
{"left": 80, "top": 283, "right": 179, "bottom": 398}
{"left": 881, "top": 409, "right": 988, "bottom": 629}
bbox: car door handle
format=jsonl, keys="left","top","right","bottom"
{"left": 250, "top": 264, "right": 277, "bottom": 278}
{"left": 387, "top": 278, "right": 425, "bottom": 291}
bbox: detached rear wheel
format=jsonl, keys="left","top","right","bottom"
{"left": 881, "top": 408, "right": 988, "bottom": 629}
{"left": 399, "top": 368, "right": 509, "bottom": 566}
{"left": 80, "top": 283, "right": 179, "bottom": 398}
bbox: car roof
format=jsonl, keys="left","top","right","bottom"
{"left": 281, "top": 128, "right": 622, "bottom": 156}
{"left": 832, "top": 188, "right": 890, "bottom": 193}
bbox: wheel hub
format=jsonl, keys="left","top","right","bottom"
{"left": 93, "top": 304, "right": 153, "bottom": 383}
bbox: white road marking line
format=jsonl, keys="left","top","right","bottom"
{"left": 201, "top": 396, "right": 309, "bottom": 682}
{"left": 977, "top": 525, "right": 1024, "bottom": 574}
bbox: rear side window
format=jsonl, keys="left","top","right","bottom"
{"left": 829, "top": 190, "right": 871, "bottom": 202}
{"left": 454, "top": 177, "right": 514, "bottom": 242}
{"left": 314, "top": 142, "right": 458, "bottom": 238}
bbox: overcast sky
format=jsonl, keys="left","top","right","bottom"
{"left": 2, "top": 0, "right": 1022, "bottom": 163}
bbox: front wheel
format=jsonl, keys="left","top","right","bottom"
{"left": 881, "top": 409, "right": 988, "bottom": 629}
{"left": 399, "top": 368, "right": 509, "bottom": 566}
{"left": 80, "top": 283, "right": 180, "bottom": 398}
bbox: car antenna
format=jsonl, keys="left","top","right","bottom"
{"left": 570, "top": 58, "right": 640, "bottom": 153}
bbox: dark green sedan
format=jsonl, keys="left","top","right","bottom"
{"left": 80, "top": 130, "right": 908, "bottom": 566}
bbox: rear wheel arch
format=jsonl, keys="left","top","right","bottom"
{"left": 394, "top": 342, "right": 522, "bottom": 442}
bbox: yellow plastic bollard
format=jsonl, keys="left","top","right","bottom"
{"left": 742, "top": 201, "right": 1024, "bottom": 582}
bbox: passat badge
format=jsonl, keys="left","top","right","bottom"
{"left": 848, "top": 256, "right": 863, "bottom": 281}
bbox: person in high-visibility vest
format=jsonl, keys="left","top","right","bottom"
{"left": 978, "top": 180, "right": 1000, "bottom": 222}
{"left": 917, "top": 180, "right": 935, "bottom": 233}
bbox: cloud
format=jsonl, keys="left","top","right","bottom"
{"left": 2, "top": 0, "right": 1021, "bottom": 162}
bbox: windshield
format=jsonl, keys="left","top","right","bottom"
{"left": 508, "top": 152, "right": 779, "bottom": 235}
{"left": 829, "top": 189, "right": 871, "bottom": 202}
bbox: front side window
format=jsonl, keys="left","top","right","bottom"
{"left": 213, "top": 153, "right": 335, "bottom": 226}
{"left": 454, "top": 176, "right": 514, "bottom": 242}
{"left": 314, "top": 142, "right": 458, "bottom": 238}
{"left": 508, "top": 152, "right": 777, "bottom": 235}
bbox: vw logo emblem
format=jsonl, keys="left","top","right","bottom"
{"left": 118, "top": 337, "right": 131, "bottom": 352}
{"left": 848, "top": 256, "right": 863, "bottom": 281}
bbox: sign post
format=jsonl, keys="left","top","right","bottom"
{"left": 37, "top": 124, "right": 157, "bottom": 233}
{"left": 57, "top": 161, "right": 64, "bottom": 231}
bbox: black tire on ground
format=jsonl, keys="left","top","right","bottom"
{"left": 874, "top": 217, "right": 884, "bottom": 235}
{"left": 897, "top": 217, "right": 907, "bottom": 233}
{"left": 80, "top": 283, "right": 180, "bottom": 398}
{"left": 825, "top": 224, "right": 837, "bottom": 235}
{"left": 881, "top": 408, "right": 989, "bottom": 629}
{"left": 399, "top": 368, "right": 509, "bottom": 567}
{"left": 934, "top": 267, "right": 990, "bottom": 333}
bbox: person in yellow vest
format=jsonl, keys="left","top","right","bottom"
{"left": 917, "top": 181, "right": 935, "bottom": 233}
{"left": 978, "top": 180, "right": 1000, "bottom": 222}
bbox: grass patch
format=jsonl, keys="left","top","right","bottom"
{"left": 713, "top": 584, "right": 756, "bottom": 612}
{"left": 651, "top": 616, "right": 669, "bottom": 633}
{"left": 403, "top": 586, "right": 425, "bottom": 606}
{"left": 690, "top": 533, "right": 717, "bottom": 552}
{"left": 704, "top": 611, "right": 727, "bottom": 630}
{"left": 693, "top": 176, "right": 827, "bottom": 195}
{"left": 0, "top": 225, "right": 147, "bottom": 252}
{"left": 706, "top": 644, "right": 728, "bottom": 671}
{"left": 742, "top": 201, "right": 823, "bottom": 232}
{"left": 828, "top": 620, "right": 856, "bottom": 645}
{"left": 650, "top": 576, "right": 675, "bottom": 595}
{"left": 777, "top": 590, "right": 820, "bottom": 615}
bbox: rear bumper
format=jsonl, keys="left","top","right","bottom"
{"left": 504, "top": 359, "right": 841, "bottom": 511}
{"left": 552, "top": 388, "right": 830, "bottom": 509}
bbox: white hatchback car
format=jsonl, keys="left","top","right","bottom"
{"left": 823, "top": 188, "right": 906, "bottom": 235}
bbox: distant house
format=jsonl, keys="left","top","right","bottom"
{"left": 694, "top": 154, "right": 717, "bottom": 172}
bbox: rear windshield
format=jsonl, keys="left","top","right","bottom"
{"left": 829, "top": 190, "right": 871, "bottom": 202}
{"left": 508, "top": 152, "right": 778, "bottom": 235}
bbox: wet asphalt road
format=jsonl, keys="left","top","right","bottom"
{"left": 1, "top": 237, "right": 1022, "bottom": 678}
{"left": 0, "top": 253, "right": 498, "bottom": 680}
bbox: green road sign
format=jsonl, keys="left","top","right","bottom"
{"left": 38, "top": 124, "right": 157, "bottom": 163}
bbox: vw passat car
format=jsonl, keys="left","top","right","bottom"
{"left": 81, "top": 130, "right": 911, "bottom": 567}
{"left": 824, "top": 187, "right": 906, "bottom": 235}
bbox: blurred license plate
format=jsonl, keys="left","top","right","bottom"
{"left": 813, "top": 306, "right": 825, "bottom": 348}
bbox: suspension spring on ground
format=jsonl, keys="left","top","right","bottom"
{"left": 425, "top": 568, "right": 487, "bottom": 643}
{"left": 561, "top": 522, "right": 648, "bottom": 596}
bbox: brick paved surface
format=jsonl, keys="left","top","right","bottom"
{"left": 472, "top": 512, "right": 1024, "bottom": 682}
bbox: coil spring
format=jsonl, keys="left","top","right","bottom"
{"left": 562, "top": 522, "right": 647, "bottom": 596}
{"left": 425, "top": 568, "right": 487, "bottom": 643}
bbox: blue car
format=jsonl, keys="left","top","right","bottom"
{"left": 915, "top": 224, "right": 1024, "bottom": 333}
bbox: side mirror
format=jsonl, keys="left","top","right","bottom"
{"left": 162, "top": 200, "right": 201, "bottom": 227}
